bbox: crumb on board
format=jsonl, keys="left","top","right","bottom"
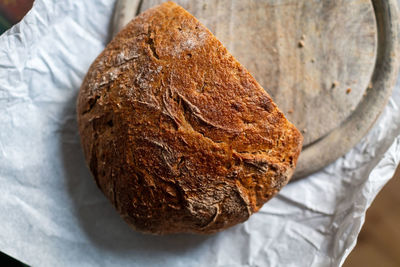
{"left": 346, "top": 88, "right": 352, "bottom": 94}
{"left": 301, "top": 128, "right": 307, "bottom": 134}
{"left": 311, "top": 58, "right": 315, "bottom": 63}
{"left": 288, "top": 109, "right": 294, "bottom": 114}
{"left": 301, "top": 34, "right": 306, "bottom": 40}
{"left": 298, "top": 40, "right": 305, "bottom": 48}
{"left": 332, "top": 81, "right": 339, "bottom": 89}
{"left": 368, "top": 82, "right": 373, "bottom": 89}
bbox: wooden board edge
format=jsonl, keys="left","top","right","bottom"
{"left": 292, "top": 0, "right": 400, "bottom": 179}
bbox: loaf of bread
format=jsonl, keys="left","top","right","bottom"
{"left": 77, "top": 1, "right": 303, "bottom": 234}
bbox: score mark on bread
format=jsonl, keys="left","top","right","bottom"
{"left": 77, "top": 1, "right": 303, "bottom": 234}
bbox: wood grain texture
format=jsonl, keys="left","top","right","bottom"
{"left": 111, "top": 0, "right": 142, "bottom": 37}
{"left": 294, "top": 0, "right": 399, "bottom": 178}
{"left": 137, "top": 0, "right": 377, "bottom": 147}
{"left": 113, "top": 0, "right": 399, "bottom": 178}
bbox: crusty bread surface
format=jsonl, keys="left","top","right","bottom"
{"left": 77, "top": 1, "right": 303, "bottom": 234}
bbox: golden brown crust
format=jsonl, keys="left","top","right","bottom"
{"left": 77, "top": 1, "right": 303, "bottom": 234}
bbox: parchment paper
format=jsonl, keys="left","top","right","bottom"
{"left": 0, "top": 0, "right": 399, "bottom": 266}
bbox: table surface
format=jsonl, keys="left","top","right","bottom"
{"left": 344, "top": 165, "right": 400, "bottom": 266}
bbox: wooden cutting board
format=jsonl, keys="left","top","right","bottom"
{"left": 113, "top": 0, "right": 400, "bottom": 179}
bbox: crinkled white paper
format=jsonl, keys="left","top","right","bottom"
{"left": 0, "top": 0, "right": 399, "bottom": 266}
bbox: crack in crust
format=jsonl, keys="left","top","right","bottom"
{"left": 146, "top": 29, "right": 160, "bottom": 60}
